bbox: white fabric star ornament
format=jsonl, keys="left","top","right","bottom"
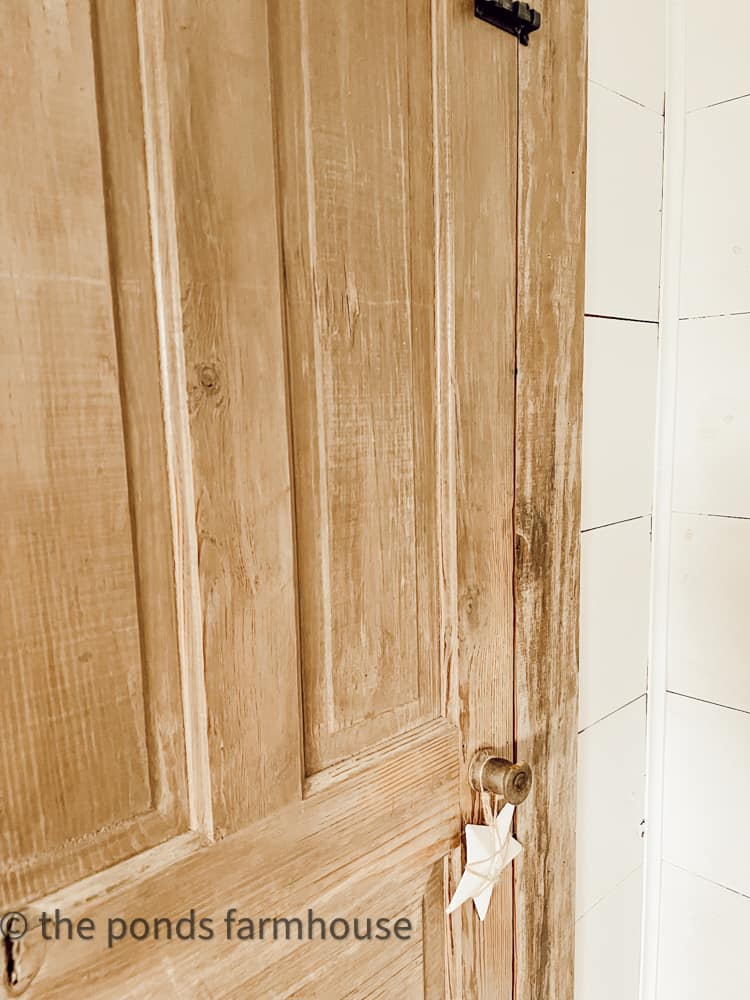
{"left": 446, "top": 802, "right": 523, "bottom": 921}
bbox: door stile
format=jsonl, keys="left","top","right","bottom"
{"left": 514, "top": 1, "right": 588, "bottom": 998}
{"left": 439, "top": 3, "right": 519, "bottom": 998}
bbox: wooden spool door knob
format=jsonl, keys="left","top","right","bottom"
{"left": 469, "top": 749, "right": 533, "bottom": 806}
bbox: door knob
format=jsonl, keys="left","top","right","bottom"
{"left": 469, "top": 749, "right": 533, "bottom": 805}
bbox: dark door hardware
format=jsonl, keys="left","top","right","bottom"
{"left": 474, "top": 0, "right": 542, "bottom": 45}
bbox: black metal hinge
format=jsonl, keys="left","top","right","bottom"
{"left": 474, "top": 0, "right": 542, "bottom": 45}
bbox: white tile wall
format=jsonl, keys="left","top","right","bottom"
{"left": 576, "top": 697, "right": 646, "bottom": 918}
{"left": 579, "top": 518, "right": 651, "bottom": 731}
{"left": 681, "top": 98, "right": 750, "bottom": 319}
{"left": 657, "top": 1, "right": 750, "bottom": 991}
{"left": 588, "top": 0, "right": 665, "bottom": 112}
{"left": 673, "top": 315, "right": 750, "bottom": 516}
{"left": 574, "top": 868, "right": 644, "bottom": 1000}
{"left": 658, "top": 863, "right": 750, "bottom": 1000}
{"left": 580, "top": 318, "right": 658, "bottom": 530}
{"left": 686, "top": 0, "right": 750, "bottom": 111}
{"left": 668, "top": 514, "right": 750, "bottom": 712}
{"left": 577, "top": 6, "right": 664, "bottom": 992}
{"left": 585, "top": 84, "right": 663, "bottom": 321}
{"left": 663, "top": 694, "right": 750, "bottom": 895}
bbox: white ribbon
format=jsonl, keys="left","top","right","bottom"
{"left": 446, "top": 798, "right": 523, "bottom": 921}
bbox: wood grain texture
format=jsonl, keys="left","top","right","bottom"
{"left": 0, "top": 0, "right": 187, "bottom": 906}
{"left": 91, "top": 0, "right": 189, "bottom": 829}
{"left": 22, "top": 720, "right": 461, "bottom": 999}
{"left": 134, "top": 0, "right": 213, "bottom": 839}
{"left": 240, "top": 871, "right": 430, "bottom": 1000}
{"left": 2, "top": 3, "right": 585, "bottom": 996}
{"left": 514, "top": 1, "right": 587, "bottom": 997}
{"left": 268, "top": 0, "right": 440, "bottom": 775}
{"left": 156, "top": 0, "right": 302, "bottom": 835}
{"left": 422, "top": 859, "right": 449, "bottom": 999}
{"left": 442, "top": 4, "right": 518, "bottom": 997}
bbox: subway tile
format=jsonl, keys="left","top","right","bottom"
{"left": 579, "top": 518, "right": 651, "bottom": 731}
{"left": 663, "top": 695, "right": 750, "bottom": 895}
{"left": 575, "top": 868, "right": 643, "bottom": 1000}
{"left": 668, "top": 514, "right": 750, "bottom": 712}
{"left": 580, "top": 318, "right": 658, "bottom": 530}
{"left": 589, "top": 0, "right": 665, "bottom": 112}
{"left": 673, "top": 315, "right": 750, "bottom": 516}
{"left": 576, "top": 697, "right": 646, "bottom": 918}
{"left": 681, "top": 99, "right": 750, "bottom": 319}
{"left": 686, "top": 0, "right": 750, "bottom": 111}
{"left": 585, "top": 84, "right": 663, "bottom": 321}
{"left": 658, "top": 863, "right": 750, "bottom": 1000}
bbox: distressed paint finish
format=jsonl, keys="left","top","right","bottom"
{"left": 514, "top": 0, "right": 588, "bottom": 997}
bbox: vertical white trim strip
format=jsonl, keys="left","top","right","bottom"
{"left": 640, "top": 0, "right": 687, "bottom": 995}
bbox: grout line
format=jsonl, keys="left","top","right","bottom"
{"left": 672, "top": 510, "right": 750, "bottom": 521}
{"left": 581, "top": 513, "right": 651, "bottom": 534}
{"left": 680, "top": 309, "right": 750, "bottom": 321}
{"left": 578, "top": 694, "right": 647, "bottom": 736}
{"left": 588, "top": 77, "right": 665, "bottom": 115}
{"left": 578, "top": 866, "right": 645, "bottom": 924}
{"left": 584, "top": 312, "right": 660, "bottom": 325}
{"left": 667, "top": 690, "right": 750, "bottom": 718}
{"left": 664, "top": 861, "right": 750, "bottom": 901}
{"left": 640, "top": 1, "right": 687, "bottom": 996}
{"left": 687, "top": 90, "right": 750, "bottom": 114}
{"left": 576, "top": 864, "right": 645, "bottom": 924}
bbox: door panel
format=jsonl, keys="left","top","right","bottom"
{"left": 0, "top": 0, "right": 187, "bottom": 907}
{"left": 156, "top": 0, "right": 302, "bottom": 835}
{"left": 0, "top": 0, "right": 586, "bottom": 996}
{"left": 269, "top": 0, "right": 440, "bottom": 773}
{"left": 21, "top": 721, "right": 459, "bottom": 997}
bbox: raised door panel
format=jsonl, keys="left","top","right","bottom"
{"left": 269, "top": 0, "right": 440, "bottom": 773}
{"left": 0, "top": 0, "right": 188, "bottom": 905}
{"left": 157, "top": 0, "right": 302, "bottom": 835}
{"left": 21, "top": 720, "right": 460, "bottom": 998}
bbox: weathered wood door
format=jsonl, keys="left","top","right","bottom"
{"left": 0, "top": 1, "right": 585, "bottom": 997}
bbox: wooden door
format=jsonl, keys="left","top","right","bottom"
{"left": 0, "top": 1, "right": 585, "bottom": 997}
